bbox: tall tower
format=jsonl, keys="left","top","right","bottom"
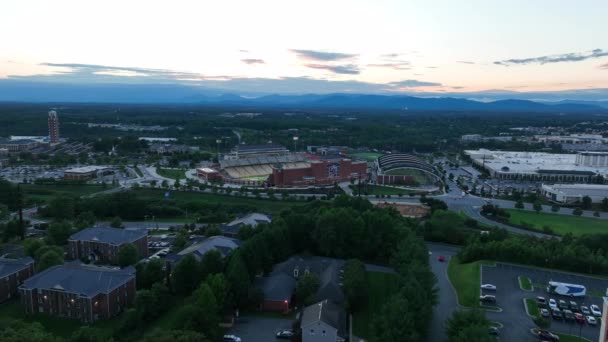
{"left": 48, "top": 110, "right": 60, "bottom": 144}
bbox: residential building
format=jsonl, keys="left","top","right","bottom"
{"left": 48, "top": 110, "right": 60, "bottom": 145}
{"left": 165, "top": 236, "right": 241, "bottom": 265}
{"left": 221, "top": 213, "right": 271, "bottom": 237}
{"left": 300, "top": 300, "right": 347, "bottom": 342}
{"left": 68, "top": 227, "right": 148, "bottom": 264}
{"left": 541, "top": 184, "right": 608, "bottom": 204}
{"left": 19, "top": 263, "right": 136, "bottom": 322}
{"left": 0, "top": 257, "right": 35, "bottom": 303}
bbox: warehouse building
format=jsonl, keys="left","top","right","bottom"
{"left": 541, "top": 184, "right": 608, "bottom": 204}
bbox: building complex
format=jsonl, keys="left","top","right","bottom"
{"left": 541, "top": 184, "right": 608, "bottom": 204}
{"left": 0, "top": 257, "right": 35, "bottom": 303}
{"left": 68, "top": 227, "right": 148, "bottom": 265}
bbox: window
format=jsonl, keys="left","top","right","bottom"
{"left": 322, "top": 330, "right": 326, "bottom": 336}
{"left": 310, "top": 329, "right": 314, "bottom": 335}
{"left": 293, "top": 268, "right": 299, "bottom": 278}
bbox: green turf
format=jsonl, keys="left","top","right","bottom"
{"left": 519, "top": 276, "right": 533, "bottom": 291}
{"left": 156, "top": 168, "right": 187, "bottom": 180}
{"left": 384, "top": 168, "right": 434, "bottom": 184}
{"left": 350, "top": 184, "right": 417, "bottom": 196}
{"left": 349, "top": 152, "right": 383, "bottom": 162}
{"left": 505, "top": 209, "right": 608, "bottom": 236}
{"left": 21, "top": 183, "right": 112, "bottom": 203}
{"left": 132, "top": 188, "right": 306, "bottom": 214}
{"left": 447, "top": 257, "right": 495, "bottom": 308}
{"left": 555, "top": 333, "right": 591, "bottom": 342}
{"left": 525, "top": 298, "right": 539, "bottom": 317}
{"left": 352, "top": 271, "right": 400, "bottom": 340}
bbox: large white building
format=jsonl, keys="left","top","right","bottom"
{"left": 576, "top": 152, "right": 608, "bottom": 168}
{"left": 541, "top": 184, "right": 608, "bottom": 204}
{"left": 464, "top": 149, "right": 608, "bottom": 182}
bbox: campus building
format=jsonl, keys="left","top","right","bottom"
{"left": 224, "top": 143, "right": 290, "bottom": 160}
{"left": 63, "top": 166, "right": 114, "bottom": 181}
{"left": 19, "top": 263, "right": 136, "bottom": 323}
{"left": 270, "top": 157, "right": 367, "bottom": 187}
{"left": 68, "top": 227, "right": 148, "bottom": 265}
{"left": 541, "top": 184, "right": 608, "bottom": 204}
{"left": 0, "top": 138, "right": 39, "bottom": 153}
{"left": 48, "top": 110, "right": 60, "bottom": 145}
{"left": 0, "top": 257, "right": 35, "bottom": 303}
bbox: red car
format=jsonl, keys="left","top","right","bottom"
{"left": 575, "top": 312, "right": 585, "bottom": 324}
{"left": 438, "top": 255, "right": 446, "bottom": 262}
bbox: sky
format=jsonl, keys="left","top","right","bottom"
{"left": 1, "top": 0, "right": 608, "bottom": 98}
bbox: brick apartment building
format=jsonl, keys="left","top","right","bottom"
{"left": 270, "top": 158, "right": 367, "bottom": 187}
{"left": 0, "top": 257, "right": 35, "bottom": 303}
{"left": 68, "top": 227, "right": 148, "bottom": 265}
{"left": 19, "top": 262, "right": 136, "bottom": 322}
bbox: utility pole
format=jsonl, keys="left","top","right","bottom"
{"left": 16, "top": 185, "right": 24, "bottom": 240}
{"left": 216, "top": 139, "right": 221, "bottom": 161}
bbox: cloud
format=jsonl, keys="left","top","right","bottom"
{"left": 238, "top": 49, "right": 249, "bottom": 53}
{"left": 367, "top": 62, "right": 410, "bottom": 70}
{"left": 452, "top": 86, "right": 465, "bottom": 89}
{"left": 600, "top": 62, "right": 608, "bottom": 69}
{"left": 457, "top": 61, "right": 475, "bottom": 64}
{"left": 426, "top": 66, "right": 437, "bottom": 69}
{"left": 40, "top": 62, "right": 205, "bottom": 80}
{"left": 291, "top": 49, "right": 357, "bottom": 61}
{"left": 495, "top": 49, "right": 608, "bottom": 66}
{"left": 388, "top": 79, "right": 442, "bottom": 88}
{"left": 241, "top": 59, "right": 265, "bottom": 65}
{"left": 304, "top": 64, "right": 360, "bottom": 75}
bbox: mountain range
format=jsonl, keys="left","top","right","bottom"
{"left": 0, "top": 80, "right": 607, "bottom": 112}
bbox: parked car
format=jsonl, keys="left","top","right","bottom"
{"left": 569, "top": 301, "right": 579, "bottom": 312}
{"left": 575, "top": 312, "right": 585, "bottom": 324}
{"left": 590, "top": 304, "right": 602, "bottom": 316}
{"left": 481, "top": 284, "right": 497, "bottom": 291}
{"left": 223, "top": 335, "right": 242, "bottom": 342}
{"left": 540, "top": 308, "right": 550, "bottom": 317}
{"left": 537, "top": 296, "right": 547, "bottom": 306}
{"left": 586, "top": 315, "right": 597, "bottom": 325}
{"left": 480, "top": 295, "right": 496, "bottom": 303}
{"left": 563, "top": 309, "right": 575, "bottom": 322}
{"left": 551, "top": 308, "right": 562, "bottom": 320}
{"left": 537, "top": 330, "right": 560, "bottom": 341}
{"left": 276, "top": 330, "right": 295, "bottom": 339}
{"left": 549, "top": 299, "right": 558, "bottom": 310}
{"left": 438, "top": 255, "right": 446, "bottom": 262}
{"left": 488, "top": 327, "right": 500, "bottom": 336}
{"left": 559, "top": 300, "right": 568, "bottom": 310}
{"left": 581, "top": 306, "right": 591, "bottom": 315}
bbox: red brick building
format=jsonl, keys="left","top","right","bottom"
{"left": 196, "top": 167, "right": 222, "bottom": 182}
{"left": 0, "top": 257, "right": 35, "bottom": 303}
{"left": 270, "top": 158, "right": 367, "bottom": 187}
{"left": 19, "top": 263, "right": 136, "bottom": 323}
{"left": 68, "top": 227, "right": 148, "bottom": 265}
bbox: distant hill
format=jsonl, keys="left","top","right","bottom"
{"left": 0, "top": 80, "right": 605, "bottom": 112}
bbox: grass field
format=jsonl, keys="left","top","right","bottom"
{"left": 156, "top": 168, "right": 187, "bottom": 180}
{"left": 350, "top": 184, "right": 417, "bottom": 196}
{"left": 525, "top": 298, "right": 539, "bottom": 317}
{"left": 21, "top": 183, "right": 111, "bottom": 203}
{"left": 519, "top": 276, "right": 533, "bottom": 291}
{"left": 384, "top": 168, "right": 434, "bottom": 185}
{"left": 505, "top": 209, "right": 608, "bottom": 236}
{"left": 447, "top": 257, "right": 495, "bottom": 308}
{"left": 132, "top": 188, "right": 306, "bottom": 214}
{"left": 349, "top": 152, "right": 383, "bottom": 162}
{"left": 0, "top": 299, "right": 122, "bottom": 338}
{"left": 352, "top": 271, "right": 400, "bottom": 340}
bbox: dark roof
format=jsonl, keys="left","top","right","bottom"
{"left": 255, "top": 274, "right": 296, "bottom": 301}
{"left": 537, "top": 169, "right": 596, "bottom": 176}
{"left": 69, "top": 227, "right": 147, "bottom": 245}
{"left": 235, "top": 144, "right": 287, "bottom": 152}
{"left": 0, "top": 139, "right": 37, "bottom": 145}
{"left": 301, "top": 300, "right": 346, "bottom": 338}
{"left": 21, "top": 262, "right": 135, "bottom": 297}
{"left": 177, "top": 236, "right": 241, "bottom": 259}
{"left": 0, "top": 257, "right": 34, "bottom": 278}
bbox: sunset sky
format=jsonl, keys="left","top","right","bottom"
{"left": 1, "top": 0, "right": 607, "bottom": 96}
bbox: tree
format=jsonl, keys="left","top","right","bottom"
{"left": 371, "top": 292, "right": 420, "bottom": 342}
{"left": 172, "top": 230, "right": 188, "bottom": 251}
{"left": 172, "top": 254, "right": 202, "bottom": 295}
{"left": 573, "top": 207, "right": 583, "bottom": 216}
{"left": 581, "top": 195, "right": 592, "bottom": 210}
{"left": 551, "top": 204, "right": 560, "bottom": 212}
{"left": 296, "top": 273, "right": 320, "bottom": 306}
{"left": 1, "top": 220, "right": 25, "bottom": 242}
{"left": 141, "top": 330, "right": 209, "bottom": 342}
{"left": 533, "top": 200, "right": 542, "bottom": 213}
{"left": 0, "top": 320, "right": 60, "bottom": 342}
{"left": 602, "top": 197, "right": 608, "bottom": 212}
{"left": 118, "top": 243, "right": 138, "bottom": 267}
{"left": 161, "top": 180, "right": 169, "bottom": 188}
{"left": 514, "top": 199, "right": 524, "bottom": 209}
{"left": 48, "top": 194, "right": 76, "bottom": 220}
{"left": 74, "top": 211, "right": 96, "bottom": 230}
{"left": 23, "top": 238, "right": 45, "bottom": 258}
{"left": 594, "top": 211, "right": 600, "bottom": 217}
{"left": 226, "top": 251, "right": 250, "bottom": 306}
{"left": 38, "top": 250, "right": 63, "bottom": 271}
{"left": 446, "top": 309, "right": 491, "bottom": 342}
{"left": 139, "top": 258, "right": 165, "bottom": 289}
{"left": 205, "top": 226, "right": 222, "bottom": 237}
{"left": 0, "top": 203, "right": 8, "bottom": 220}
{"left": 343, "top": 259, "right": 367, "bottom": 312}
{"left": 175, "top": 284, "right": 220, "bottom": 340}
{"left": 110, "top": 216, "right": 123, "bottom": 228}
{"left": 47, "top": 221, "right": 73, "bottom": 245}
{"left": 200, "top": 250, "right": 224, "bottom": 278}
{"left": 206, "top": 273, "right": 231, "bottom": 311}
{"left": 70, "top": 326, "right": 107, "bottom": 342}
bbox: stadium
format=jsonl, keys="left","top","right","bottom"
{"left": 196, "top": 144, "right": 368, "bottom": 187}
{"left": 374, "top": 154, "right": 442, "bottom": 186}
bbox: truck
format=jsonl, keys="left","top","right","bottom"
{"left": 547, "top": 281, "right": 586, "bottom": 297}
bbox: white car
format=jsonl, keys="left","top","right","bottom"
{"left": 223, "top": 335, "right": 241, "bottom": 342}
{"left": 587, "top": 315, "right": 597, "bottom": 325}
{"left": 549, "top": 299, "right": 558, "bottom": 310}
{"left": 590, "top": 304, "right": 602, "bottom": 316}
{"left": 481, "top": 284, "right": 497, "bottom": 291}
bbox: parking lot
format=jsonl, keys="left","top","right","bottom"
{"left": 482, "top": 263, "right": 606, "bottom": 341}
{"left": 226, "top": 315, "right": 294, "bottom": 341}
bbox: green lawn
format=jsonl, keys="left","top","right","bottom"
{"left": 505, "top": 209, "right": 608, "bottom": 236}
{"left": 384, "top": 168, "right": 434, "bottom": 185}
{"left": 519, "top": 276, "right": 533, "bottom": 291}
{"left": 350, "top": 184, "right": 417, "bottom": 196}
{"left": 132, "top": 188, "right": 306, "bottom": 214}
{"left": 555, "top": 333, "right": 591, "bottom": 342}
{"left": 21, "top": 183, "right": 112, "bottom": 203}
{"left": 352, "top": 271, "right": 400, "bottom": 340}
{"left": 0, "top": 299, "right": 122, "bottom": 339}
{"left": 156, "top": 168, "right": 187, "bottom": 180}
{"left": 447, "top": 257, "right": 496, "bottom": 308}
{"left": 349, "top": 152, "right": 383, "bottom": 162}
{"left": 525, "top": 298, "right": 539, "bottom": 317}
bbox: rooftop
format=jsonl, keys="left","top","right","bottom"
{"left": 64, "top": 166, "right": 112, "bottom": 174}
{"left": 542, "top": 183, "right": 608, "bottom": 197}
{"left": 177, "top": 236, "right": 241, "bottom": 259}
{"left": 0, "top": 257, "right": 34, "bottom": 278}
{"left": 21, "top": 262, "right": 135, "bottom": 297}
{"left": 69, "top": 227, "right": 147, "bottom": 245}
{"left": 235, "top": 143, "right": 287, "bottom": 152}
{"left": 301, "top": 300, "right": 346, "bottom": 338}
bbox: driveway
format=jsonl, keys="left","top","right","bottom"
{"left": 227, "top": 315, "right": 294, "bottom": 342}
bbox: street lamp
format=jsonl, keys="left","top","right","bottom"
{"left": 293, "top": 136, "right": 299, "bottom": 152}
{"left": 216, "top": 139, "right": 221, "bottom": 161}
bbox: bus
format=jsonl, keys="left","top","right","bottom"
{"left": 547, "top": 281, "right": 586, "bottom": 297}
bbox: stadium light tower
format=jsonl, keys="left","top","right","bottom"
{"left": 216, "top": 139, "right": 221, "bottom": 160}
{"left": 293, "top": 136, "right": 299, "bottom": 152}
